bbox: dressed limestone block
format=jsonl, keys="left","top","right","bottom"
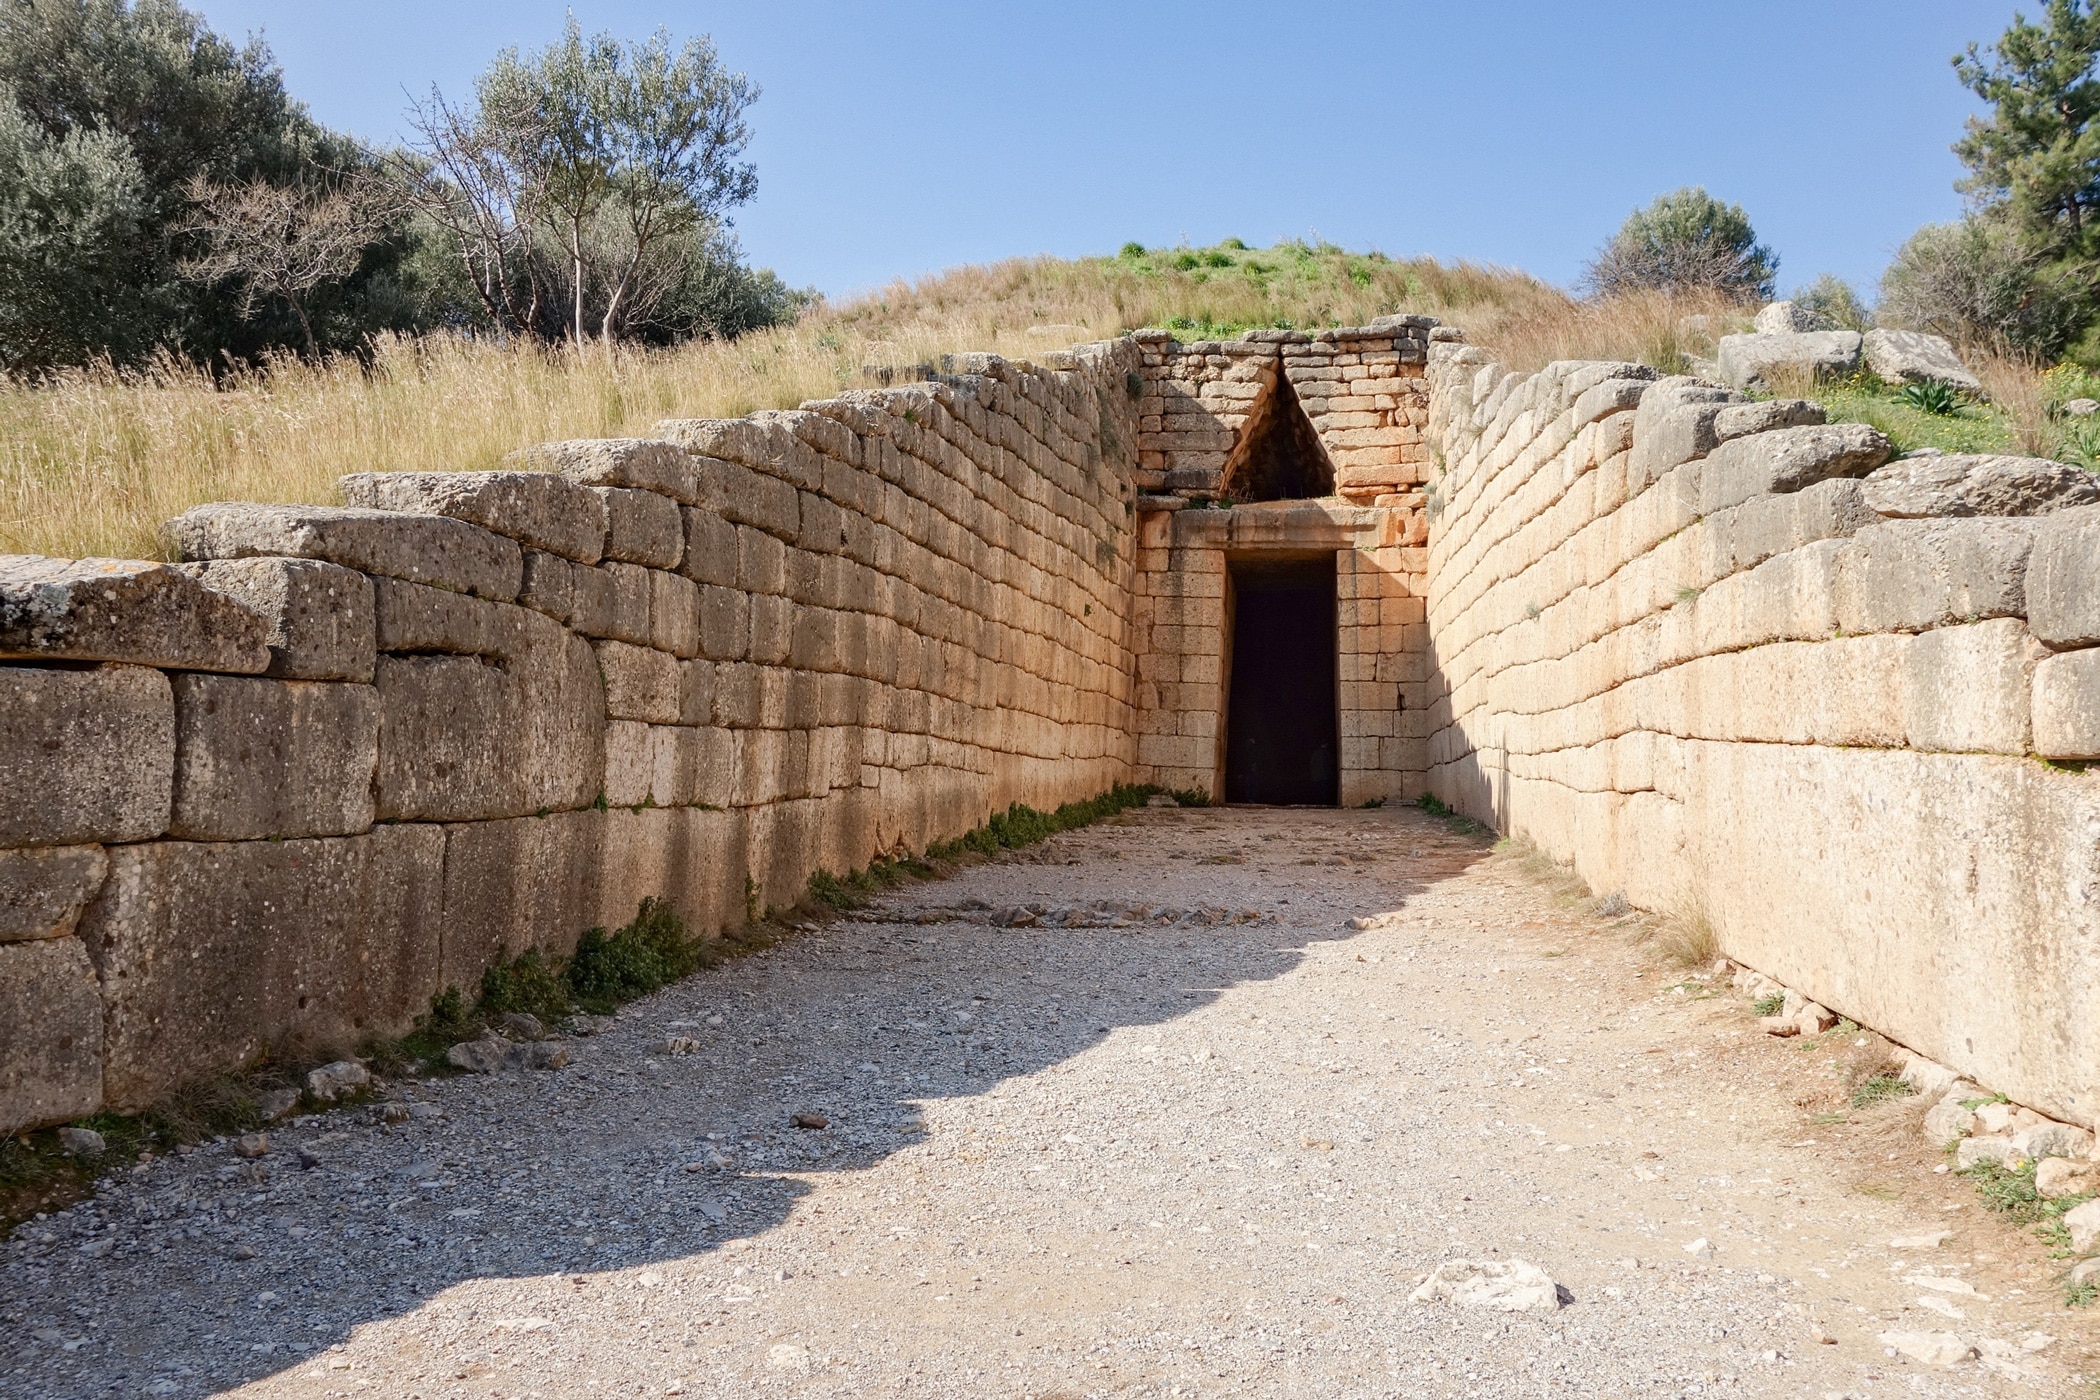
{"left": 1698, "top": 424, "right": 1891, "bottom": 516}
{"left": 436, "top": 810, "right": 603, "bottom": 994}
{"left": 0, "top": 938, "right": 102, "bottom": 1132}
{"left": 0, "top": 663, "right": 172, "bottom": 846}
{"left": 0, "top": 555, "right": 268, "bottom": 672}
{"left": 169, "top": 502, "right": 522, "bottom": 600}
{"left": 571, "top": 559, "right": 652, "bottom": 644}
{"left": 1712, "top": 399, "right": 1826, "bottom": 442}
{"left": 597, "top": 804, "right": 747, "bottom": 936}
{"left": 596, "top": 639, "right": 682, "bottom": 723}
{"left": 0, "top": 845, "right": 107, "bottom": 942}
{"left": 1835, "top": 518, "right": 2036, "bottom": 635}
{"left": 340, "top": 471, "right": 606, "bottom": 564}
{"left": 1905, "top": 619, "right": 2042, "bottom": 755}
{"left": 2020, "top": 504, "right": 2100, "bottom": 648}
{"left": 595, "top": 487, "right": 684, "bottom": 568}
{"left": 1625, "top": 378, "right": 1746, "bottom": 489}
{"left": 372, "top": 586, "right": 604, "bottom": 820}
{"left": 79, "top": 825, "right": 444, "bottom": 1108}
{"left": 1862, "top": 329, "right": 1982, "bottom": 393}
{"left": 178, "top": 557, "right": 374, "bottom": 681}
{"left": 698, "top": 585, "right": 750, "bottom": 661}
{"left": 1726, "top": 478, "right": 1874, "bottom": 574}
{"left": 1714, "top": 331, "right": 1862, "bottom": 390}
{"left": 504, "top": 438, "right": 701, "bottom": 503}
{"left": 683, "top": 450, "right": 802, "bottom": 537}
{"left": 2035, "top": 648, "right": 2100, "bottom": 758}
{"left": 646, "top": 566, "right": 701, "bottom": 657}
{"left": 679, "top": 507, "right": 739, "bottom": 587}
{"left": 1863, "top": 455, "right": 2100, "bottom": 519}
{"left": 170, "top": 675, "right": 379, "bottom": 839}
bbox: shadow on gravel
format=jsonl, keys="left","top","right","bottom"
{"left": 3, "top": 807, "right": 1491, "bottom": 1399}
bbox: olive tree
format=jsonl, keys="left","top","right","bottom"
{"left": 1581, "top": 186, "right": 1778, "bottom": 301}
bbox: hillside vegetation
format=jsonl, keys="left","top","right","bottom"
{"left": 0, "top": 238, "right": 2065, "bottom": 562}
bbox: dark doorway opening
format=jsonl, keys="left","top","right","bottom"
{"left": 1221, "top": 373, "right": 1333, "bottom": 502}
{"left": 1223, "top": 555, "right": 1338, "bottom": 805}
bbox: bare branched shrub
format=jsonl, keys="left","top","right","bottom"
{"left": 180, "top": 173, "right": 396, "bottom": 353}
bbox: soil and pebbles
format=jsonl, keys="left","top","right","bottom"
{"left": 4, "top": 805, "right": 2094, "bottom": 1398}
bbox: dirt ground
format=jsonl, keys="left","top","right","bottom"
{"left": 4, "top": 804, "right": 2093, "bottom": 1398}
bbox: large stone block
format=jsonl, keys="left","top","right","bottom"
{"left": 1715, "top": 330, "right": 1862, "bottom": 390}
{"left": 596, "top": 805, "right": 747, "bottom": 937}
{"left": 167, "top": 502, "right": 522, "bottom": 601}
{"left": 1862, "top": 329, "right": 1982, "bottom": 393}
{"left": 2026, "top": 504, "right": 2100, "bottom": 648}
{"left": 595, "top": 487, "right": 684, "bottom": 568}
{"left": 647, "top": 567, "right": 702, "bottom": 657}
{"left": 595, "top": 640, "right": 683, "bottom": 722}
{"left": 436, "top": 811, "right": 603, "bottom": 995}
{"left": 1627, "top": 378, "right": 1744, "bottom": 488}
{"left": 0, "top": 845, "right": 106, "bottom": 942}
{"left": 1863, "top": 454, "right": 2099, "bottom": 519}
{"left": 1699, "top": 424, "right": 1891, "bottom": 515}
{"left": 79, "top": 826, "right": 443, "bottom": 1108}
{"left": 504, "top": 438, "right": 700, "bottom": 503}
{"left": 1834, "top": 518, "right": 2035, "bottom": 635}
{"left": 1, "top": 555, "right": 268, "bottom": 672}
{"left": 680, "top": 507, "right": 740, "bottom": 587}
{"left": 1904, "top": 619, "right": 2040, "bottom": 755}
{"left": 0, "top": 663, "right": 172, "bottom": 846}
{"left": 340, "top": 470, "right": 606, "bottom": 564}
{"left": 179, "top": 557, "right": 375, "bottom": 681}
{"left": 569, "top": 560, "right": 652, "bottom": 644}
{"left": 0, "top": 938, "right": 102, "bottom": 1132}
{"left": 170, "top": 674, "right": 379, "bottom": 838}
{"left": 2033, "top": 648, "right": 2100, "bottom": 759}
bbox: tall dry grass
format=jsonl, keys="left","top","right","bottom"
{"left": 0, "top": 245, "right": 1770, "bottom": 561}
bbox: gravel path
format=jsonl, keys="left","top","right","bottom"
{"left": 5, "top": 805, "right": 2092, "bottom": 1398}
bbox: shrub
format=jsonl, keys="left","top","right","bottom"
{"left": 1581, "top": 187, "right": 1777, "bottom": 301}
{"left": 1792, "top": 272, "right": 1871, "bottom": 330}
{"left": 1879, "top": 217, "right": 2088, "bottom": 357}
{"left": 1898, "top": 379, "right": 1963, "bottom": 415}
{"left": 566, "top": 897, "right": 711, "bottom": 1012}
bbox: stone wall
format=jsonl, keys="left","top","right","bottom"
{"left": 0, "top": 342, "right": 1144, "bottom": 1133}
{"left": 1418, "top": 341, "right": 2100, "bottom": 1128}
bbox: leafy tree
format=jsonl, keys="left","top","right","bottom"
{"left": 1582, "top": 186, "right": 1778, "bottom": 301}
{"left": 1880, "top": 216, "right": 2088, "bottom": 355}
{"left": 1791, "top": 273, "right": 1871, "bottom": 331}
{"left": 1954, "top": 0, "right": 2100, "bottom": 259}
{"left": 401, "top": 18, "right": 760, "bottom": 345}
{"left": 0, "top": 82, "right": 146, "bottom": 370}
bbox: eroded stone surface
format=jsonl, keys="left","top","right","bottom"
{"left": 504, "top": 438, "right": 701, "bottom": 504}
{"left": 0, "top": 938, "right": 101, "bottom": 1130}
{"left": 170, "top": 674, "right": 379, "bottom": 839}
{"left": 0, "top": 845, "right": 107, "bottom": 943}
{"left": 1863, "top": 455, "right": 2100, "bottom": 519}
{"left": 167, "top": 502, "right": 523, "bottom": 601}
{"left": 340, "top": 471, "right": 607, "bottom": 564}
{"left": 178, "top": 556, "right": 376, "bottom": 681}
{"left": 0, "top": 664, "right": 173, "bottom": 846}
{"left": 0, "top": 555, "right": 267, "bottom": 672}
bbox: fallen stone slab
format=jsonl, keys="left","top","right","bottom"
{"left": 1408, "top": 1258, "right": 1563, "bottom": 1311}
{"left": 340, "top": 471, "right": 606, "bottom": 564}
{"left": 1715, "top": 330, "right": 1862, "bottom": 390}
{"left": 167, "top": 502, "right": 523, "bottom": 602}
{"left": 1863, "top": 329, "right": 1982, "bottom": 393}
{"left": 1877, "top": 1330, "right": 1975, "bottom": 1366}
{"left": 0, "top": 555, "right": 268, "bottom": 672}
{"left": 1862, "top": 454, "right": 2099, "bottom": 518}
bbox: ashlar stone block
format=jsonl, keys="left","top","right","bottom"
{"left": 0, "top": 938, "right": 102, "bottom": 1133}
{"left": 1, "top": 555, "right": 268, "bottom": 672}
{"left": 179, "top": 556, "right": 375, "bottom": 681}
{"left": 2033, "top": 648, "right": 2100, "bottom": 759}
{"left": 1904, "top": 619, "right": 2040, "bottom": 755}
{"left": 0, "top": 663, "right": 172, "bottom": 846}
{"left": 505, "top": 438, "right": 700, "bottom": 503}
{"left": 170, "top": 674, "right": 379, "bottom": 838}
{"left": 0, "top": 845, "right": 107, "bottom": 942}
{"left": 1835, "top": 518, "right": 2036, "bottom": 635}
{"left": 341, "top": 470, "right": 606, "bottom": 564}
{"left": 596, "top": 487, "right": 685, "bottom": 568}
{"left": 167, "top": 502, "right": 522, "bottom": 601}
{"left": 2027, "top": 504, "right": 2100, "bottom": 649}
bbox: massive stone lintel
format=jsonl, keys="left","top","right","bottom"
{"left": 340, "top": 471, "right": 607, "bottom": 564}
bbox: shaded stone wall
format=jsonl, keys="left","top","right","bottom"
{"left": 0, "top": 342, "right": 1144, "bottom": 1132}
{"left": 1418, "top": 340, "right": 2100, "bottom": 1127}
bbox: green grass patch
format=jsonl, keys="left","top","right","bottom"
{"left": 1958, "top": 1155, "right": 2100, "bottom": 1300}
{"left": 1808, "top": 372, "right": 2019, "bottom": 457}
{"left": 1751, "top": 992, "right": 1784, "bottom": 1016}
{"left": 1851, "top": 1074, "right": 1916, "bottom": 1108}
{"left": 926, "top": 782, "right": 1161, "bottom": 859}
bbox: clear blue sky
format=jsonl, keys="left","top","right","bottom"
{"left": 190, "top": 1, "right": 2020, "bottom": 302}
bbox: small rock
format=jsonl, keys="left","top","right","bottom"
{"left": 704, "top": 1013, "right": 724, "bottom": 1028}
{"left": 1144, "top": 794, "right": 1177, "bottom": 808}
{"left": 444, "top": 1035, "right": 511, "bottom": 1074}
{"left": 1955, "top": 1136, "right": 2015, "bottom": 1169}
{"left": 57, "top": 1126, "right": 105, "bottom": 1157}
{"left": 1408, "top": 1258, "right": 1563, "bottom": 1312}
{"left": 2070, "top": 1258, "right": 2100, "bottom": 1285}
{"left": 1888, "top": 1229, "right": 1954, "bottom": 1249}
{"left": 305, "top": 1061, "right": 369, "bottom": 1102}
{"left": 2062, "top": 1198, "right": 2100, "bottom": 1254}
{"left": 407, "top": 1102, "right": 443, "bottom": 1121}
{"left": 375, "top": 1102, "right": 410, "bottom": 1125}
{"left": 1683, "top": 1237, "right": 1715, "bottom": 1258}
{"left": 565, "top": 1014, "right": 615, "bottom": 1036}
{"left": 1922, "top": 1091, "right": 1977, "bottom": 1146}
{"left": 508, "top": 1041, "right": 568, "bottom": 1071}
{"left": 254, "top": 1088, "right": 301, "bottom": 1122}
{"left": 2012, "top": 1120, "right": 2092, "bottom": 1161}
{"left": 230, "top": 1243, "right": 256, "bottom": 1261}
{"left": 231, "top": 1133, "right": 269, "bottom": 1160}
{"left": 296, "top": 1147, "right": 322, "bottom": 1171}
{"left": 656, "top": 1036, "right": 701, "bottom": 1055}
{"left": 498, "top": 1012, "right": 546, "bottom": 1041}
{"left": 1973, "top": 1101, "right": 2017, "bottom": 1135}
{"left": 1794, "top": 1003, "right": 1837, "bottom": 1035}
{"left": 766, "top": 1343, "right": 810, "bottom": 1371}
{"left": 1877, "top": 1330, "right": 1975, "bottom": 1367}
{"left": 2065, "top": 397, "right": 2100, "bottom": 417}
{"left": 791, "top": 1112, "right": 829, "bottom": 1130}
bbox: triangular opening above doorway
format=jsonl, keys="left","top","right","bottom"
{"left": 1219, "top": 371, "right": 1333, "bottom": 502}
